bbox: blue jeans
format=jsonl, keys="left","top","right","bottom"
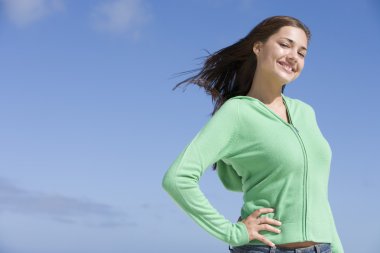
{"left": 229, "top": 243, "right": 331, "bottom": 253}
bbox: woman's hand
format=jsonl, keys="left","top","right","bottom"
{"left": 240, "top": 208, "right": 282, "bottom": 248}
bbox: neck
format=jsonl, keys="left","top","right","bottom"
{"left": 246, "top": 67, "right": 286, "bottom": 106}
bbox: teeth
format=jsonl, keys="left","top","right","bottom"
{"left": 279, "top": 62, "right": 293, "bottom": 72}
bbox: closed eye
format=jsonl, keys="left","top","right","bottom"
{"left": 280, "top": 43, "right": 305, "bottom": 58}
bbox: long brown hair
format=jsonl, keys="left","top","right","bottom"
{"left": 171, "top": 15, "right": 311, "bottom": 171}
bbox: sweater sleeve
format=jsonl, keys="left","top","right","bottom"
{"left": 161, "top": 99, "right": 250, "bottom": 247}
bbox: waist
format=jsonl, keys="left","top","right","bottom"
{"left": 276, "top": 241, "right": 319, "bottom": 248}
{"left": 236, "top": 216, "right": 334, "bottom": 248}
{"left": 232, "top": 243, "right": 332, "bottom": 253}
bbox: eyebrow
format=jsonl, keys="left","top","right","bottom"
{"left": 280, "top": 37, "right": 308, "bottom": 51}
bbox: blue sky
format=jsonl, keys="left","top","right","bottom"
{"left": 0, "top": 0, "right": 379, "bottom": 253}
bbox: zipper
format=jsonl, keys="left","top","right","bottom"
{"left": 282, "top": 95, "right": 308, "bottom": 241}
{"left": 235, "top": 94, "right": 309, "bottom": 240}
{"left": 288, "top": 123, "right": 308, "bottom": 240}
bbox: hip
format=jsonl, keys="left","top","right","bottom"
{"left": 229, "top": 243, "right": 331, "bottom": 253}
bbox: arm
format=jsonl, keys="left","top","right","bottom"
{"left": 161, "top": 99, "right": 250, "bottom": 246}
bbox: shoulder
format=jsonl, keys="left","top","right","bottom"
{"left": 204, "top": 98, "right": 240, "bottom": 131}
{"left": 297, "top": 99, "right": 314, "bottom": 111}
{"left": 215, "top": 97, "right": 240, "bottom": 117}
{"left": 285, "top": 95, "right": 315, "bottom": 114}
{"left": 222, "top": 97, "right": 241, "bottom": 107}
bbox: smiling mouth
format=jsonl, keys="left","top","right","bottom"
{"left": 277, "top": 61, "right": 295, "bottom": 74}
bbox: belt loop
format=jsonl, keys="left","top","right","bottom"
{"left": 314, "top": 244, "right": 320, "bottom": 253}
{"left": 269, "top": 246, "right": 276, "bottom": 253}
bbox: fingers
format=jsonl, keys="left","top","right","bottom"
{"left": 258, "top": 216, "right": 282, "bottom": 226}
{"left": 250, "top": 208, "right": 275, "bottom": 219}
{"left": 254, "top": 232, "right": 277, "bottom": 248}
{"left": 259, "top": 223, "right": 281, "bottom": 234}
{"left": 245, "top": 207, "right": 282, "bottom": 248}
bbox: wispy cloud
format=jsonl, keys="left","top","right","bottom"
{"left": 90, "top": 0, "right": 152, "bottom": 38}
{"left": 0, "top": 177, "right": 132, "bottom": 227}
{"left": 1, "top": 0, "right": 65, "bottom": 27}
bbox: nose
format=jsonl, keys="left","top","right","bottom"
{"left": 286, "top": 50, "right": 298, "bottom": 63}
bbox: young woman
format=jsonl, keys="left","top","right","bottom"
{"left": 162, "top": 16, "right": 344, "bottom": 253}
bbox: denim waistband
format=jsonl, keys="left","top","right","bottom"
{"left": 229, "top": 242, "right": 331, "bottom": 253}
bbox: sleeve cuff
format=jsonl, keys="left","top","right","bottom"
{"left": 229, "top": 221, "right": 250, "bottom": 247}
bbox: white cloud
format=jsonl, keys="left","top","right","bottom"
{"left": 90, "top": 0, "right": 152, "bottom": 38}
{"left": 0, "top": 177, "right": 132, "bottom": 227}
{"left": 1, "top": 0, "right": 64, "bottom": 27}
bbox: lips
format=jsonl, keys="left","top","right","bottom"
{"left": 278, "top": 61, "right": 296, "bottom": 73}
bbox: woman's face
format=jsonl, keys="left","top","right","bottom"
{"left": 253, "top": 26, "right": 308, "bottom": 84}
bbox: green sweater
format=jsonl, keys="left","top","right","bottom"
{"left": 161, "top": 94, "right": 344, "bottom": 252}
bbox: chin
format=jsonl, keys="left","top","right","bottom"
{"left": 274, "top": 68, "right": 296, "bottom": 83}
{"left": 277, "top": 73, "right": 295, "bottom": 83}
{"left": 282, "top": 70, "right": 300, "bottom": 82}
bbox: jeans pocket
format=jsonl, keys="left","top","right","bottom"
{"left": 319, "top": 244, "right": 332, "bottom": 253}
{"left": 320, "top": 243, "right": 332, "bottom": 253}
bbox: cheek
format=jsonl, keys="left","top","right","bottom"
{"left": 298, "top": 63, "right": 305, "bottom": 72}
{"left": 256, "top": 54, "right": 272, "bottom": 69}
{"left": 257, "top": 50, "right": 283, "bottom": 71}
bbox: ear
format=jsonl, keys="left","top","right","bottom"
{"left": 252, "top": 41, "right": 262, "bottom": 57}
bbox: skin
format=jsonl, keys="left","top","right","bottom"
{"left": 246, "top": 25, "right": 308, "bottom": 123}
{"left": 241, "top": 26, "right": 319, "bottom": 248}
